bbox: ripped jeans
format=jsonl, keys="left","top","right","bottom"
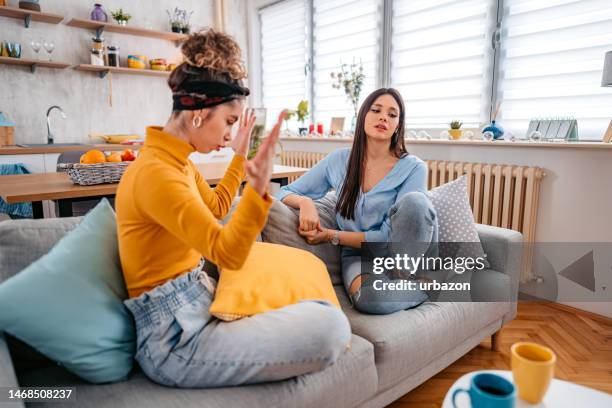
{"left": 124, "top": 262, "right": 351, "bottom": 388}
{"left": 342, "top": 191, "right": 438, "bottom": 315}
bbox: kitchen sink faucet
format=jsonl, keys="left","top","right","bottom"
{"left": 46, "top": 105, "right": 66, "bottom": 145}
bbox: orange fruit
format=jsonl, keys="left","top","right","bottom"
{"left": 80, "top": 149, "right": 106, "bottom": 164}
{"left": 106, "top": 153, "right": 122, "bottom": 162}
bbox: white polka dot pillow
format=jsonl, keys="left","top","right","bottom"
{"left": 428, "top": 175, "right": 490, "bottom": 268}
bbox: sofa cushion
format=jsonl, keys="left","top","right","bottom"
{"left": 0, "top": 217, "right": 81, "bottom": 283}
{"left": 335, "top": 285, "right": 510, "bottom": 392}
{"left": 262, "top": 193, "right": 342, "bottom": 285}
{"left": 428, "top": 176, "right": 490, "bottom": 268}
{"left": 209, "top": 242, "right": 340, "bottom": 321}
{"left": 0, "top": 200, "right": 134, "bottom": 383}
{"left": 16, "top": 334, "right": 378, "bottom": 408}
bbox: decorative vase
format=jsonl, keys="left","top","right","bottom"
{"left": 91, "top": 4, "right": 108, "bottom": 22}
{"left": 449, "top": 129, "right": 463, "bottom": 139}
{"left": 117, "top": 20, "right": 127, "bottom": 26}
{"left": 482, "top": 120, "right": 504, "bottom": 140}
{"left": 181, "top": 26, "right": 190, "bottom": 34}
{"left": 171, "top": 25, "right": 182, "bottom": 33}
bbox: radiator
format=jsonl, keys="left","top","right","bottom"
{"left": 280, "top": 151, "right": 545, "bottom": 281}
{"left": 280, "top": 151, "right": 328, "bottom": 182}
{"left": 427, "top": 161, "right": 545, "bottom": 282}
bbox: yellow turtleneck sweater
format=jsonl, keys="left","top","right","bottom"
{"left": 116, "top": 126, "right": 272, "bottom": 298}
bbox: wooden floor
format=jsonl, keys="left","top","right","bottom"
{"left": 387, "top": 302, "right": 612, "bottom": 408}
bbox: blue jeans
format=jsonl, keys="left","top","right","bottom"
{"left": 124, "top": 265, "right": 351, "bottom": 388}
{"left": 342, "top": 191, "right": 439, "bottom": 315}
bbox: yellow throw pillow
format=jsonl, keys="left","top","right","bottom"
{"left": 209, "top": 242, "right": 340, "bottom": 321}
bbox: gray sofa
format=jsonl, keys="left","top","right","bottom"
{"left": 0, "top": 215, "right": 521, "bottom": 408}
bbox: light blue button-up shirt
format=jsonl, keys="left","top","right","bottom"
{"left": 276, "top": 148, "right": 427, "bottom": 242}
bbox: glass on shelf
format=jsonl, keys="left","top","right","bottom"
{"left": 30, "top": 39, "right": 41, "bottom": 58}
{"left": 43, "top": 40, "right": 55, "bottom": 61}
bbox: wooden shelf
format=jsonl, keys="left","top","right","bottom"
{"left": 74, "top": 64, "right": 171, "bottom": 78}
{"left": 0, "top": 56, "right": 70, "bottom": 73}
{"left": 0, "top": 6, "right": 63, "bottom": 27}
{"left": 65, "top": 18, "right": 187, "bottom": 43}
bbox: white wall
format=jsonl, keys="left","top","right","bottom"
{"left": 0, "top": 0, "right": 250, "bottom": 144}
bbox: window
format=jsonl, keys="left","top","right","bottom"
{"left": 312, "top": 0, "right": 382, "bottom": 128}
{"left": 390, "top": 0, "right": 496, "bottom": 129}
{"left": 498, "top": 0, "right": 612, "bottom": 140}
{"left": 255, "top": 0, "right": 612, "bottom": 139}
{"left": 259, "top": 0, "right": 308, "bottom": 129}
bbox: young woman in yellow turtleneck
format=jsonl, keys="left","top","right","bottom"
{"left": 115, "top": 30, "right": 350, "bottom": 388}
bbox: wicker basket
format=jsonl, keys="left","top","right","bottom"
{"left": 58, "top": 162, "right": 131, "bottom": 185}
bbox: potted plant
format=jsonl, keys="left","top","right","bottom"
{"left": 111, "top": 9, "right": 131, "bottom": 26}
{"left": 296, "top": 100, "right": 309, "bottom": 136}
{"left": 283, "top": 110, "right": 296, "bottom": 134}
{"left": 331, "top": 60, "right": 365, "bottom": 132}
{"left": 167, "top": 8, "right": 193, "bottom": 34}
{"left": 449, "top": 120, "right": 463, "bottom": 139}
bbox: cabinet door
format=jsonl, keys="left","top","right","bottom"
{"left": 42, "top": 153, "right": 61, "bottom": 217}
{"left": 43, "top": 153, "right": 61, "bottom": 173}
{"left": 0, "top": 154, "right": 46, "bottom": 173}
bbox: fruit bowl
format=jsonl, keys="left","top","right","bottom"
{"left": 58, "top": 162, "right": 130, "bottom": 185}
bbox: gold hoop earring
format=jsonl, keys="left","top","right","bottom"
{"left": 192, "top": 115, "right": 202, "bottom": 128}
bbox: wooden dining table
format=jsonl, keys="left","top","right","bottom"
{"left": 0, "top": 162, "right": 307, "bottom": 218}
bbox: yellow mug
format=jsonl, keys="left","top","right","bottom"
{"left": 511, "top": 342, "right": 556, "bottom": 403}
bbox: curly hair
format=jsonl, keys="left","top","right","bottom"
{"left": 168, "top": 29, "right": 249, "bottom": 114}
{"left": 180, "top": 28, "right": 247, "bottom": 80}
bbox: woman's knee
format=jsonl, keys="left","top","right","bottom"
{"left": 391, "top": 191, "right": 436, "bottom": 223}
{"left": 300, "top": 301, "right": 351, "bottom": 365}
{"left": 389, "top": 191, "right": 438, "bottom": 247}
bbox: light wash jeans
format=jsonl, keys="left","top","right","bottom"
{"left": 124, "top": 263, "right": 351, "bottom": 388}
{"left": 342, "top": 191, "right": 439, "bottom": 315}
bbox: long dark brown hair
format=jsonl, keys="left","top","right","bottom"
{"left": 336, "top": 88, "right": 407, "bottom": 220}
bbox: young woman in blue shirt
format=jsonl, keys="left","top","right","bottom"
{"left": 277, "top": 88, "right": 439, "bottom": 315}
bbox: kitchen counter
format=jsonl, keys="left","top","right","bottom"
{"left": 0, "top": 144, "right": 143, "bottom": 155}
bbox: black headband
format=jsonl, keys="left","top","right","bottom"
{"left": 172, "top": 80, "right": 250, "bottom": 111}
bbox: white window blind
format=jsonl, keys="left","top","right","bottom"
{"left": 260, "top": 0, "right": 308, "bottom": 129}
{"left": 498, "top": 0, "right": 612, "bottom": 140}
{"left": 390, "top": 0, "right": 495, "bottom": 129}
{"left": 313, "top": 0, "right": 382, "bottom": 130}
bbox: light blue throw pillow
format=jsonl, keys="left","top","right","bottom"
{"left": 0, "top": 199, "right": 135, "bottom": 383}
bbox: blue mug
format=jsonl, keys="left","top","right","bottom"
{"left": 452, "top": 373, "right": 516, "bottom": 408}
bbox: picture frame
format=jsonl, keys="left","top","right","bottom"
{"left": 330, "top": 117, "right": 345, "bottom": 135}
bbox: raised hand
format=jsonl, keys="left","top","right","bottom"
{"left": 231, "top": 108, "right": 256, "bottom": 157}
{"left": 245, "top": 110, "right": 286, "bottom": 196}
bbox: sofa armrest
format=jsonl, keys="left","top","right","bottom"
{"left": 476, "top": 224, "right": 523, "bottom": 322}
{"left": 0, "top": 332, "right": 24, "bottom": 407}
